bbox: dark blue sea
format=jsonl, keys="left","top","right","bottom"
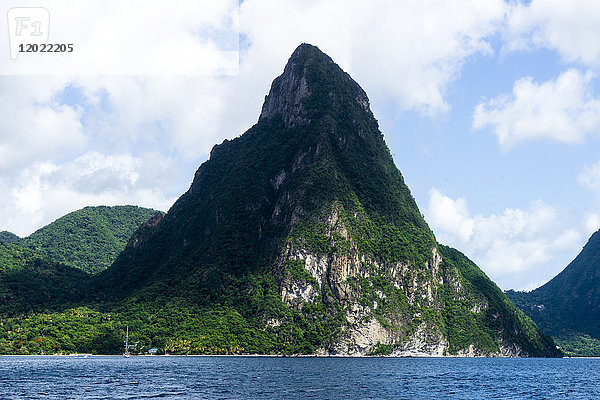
{"left": 0, "top": 356, "right": 598, "bottom": 399}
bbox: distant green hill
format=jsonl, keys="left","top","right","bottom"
{"left": 0, "top": 231, "right": 20, "bottom": 245}
{"left": 0, "top": 242, "right": 91, "bottom": 316}
{"left": 507, "top": 229, "right": 600, "bottom": 356}
{"left": 20, "top": 206, "right": 161, "bottom": 274}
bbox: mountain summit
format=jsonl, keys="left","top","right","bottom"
{"left": 259, "top": 43, "right": 369, "bottom": 127}
{"left": 96, "top": 44, "right": 558, "bottom": 356}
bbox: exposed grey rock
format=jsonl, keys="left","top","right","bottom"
{"left": 259, "top": 47, "right": 312, "bottom": 128}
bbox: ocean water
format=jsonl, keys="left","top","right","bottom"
{"left": 0, "top": 356, "right": 598, "bottom": 399}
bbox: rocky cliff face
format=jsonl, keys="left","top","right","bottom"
{"left": 259, "top": 46, "right": 311, "bottom": 128}
{"left": 102, "top": 44, "right": 560, "bottom": 357}
{"left": 276, "top": 201, "right": 533, "bottom": 356}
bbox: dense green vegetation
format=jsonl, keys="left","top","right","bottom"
{"left": 0, "top": 259, "right": 90, "bottom": 316}
{"left": 506, "top": 229, "right": 600, "bottom": 356}
{"left": 0, "top": 259, "right": 347, "bottom": 355}
{"left": 0, "top": 242, "right": 38, "bottom": 273}
{"left": 0, "top": 242, "right": 91, "bottom": 315}
{"left": 553, "top": 334, "right": 600, "bottom": 357}
{"left": 20, "top": 206, "right": 160, "bottom": 274}
{"left": 0, "top": 302, "right": 343, "bottom": 355}
{"left": 0, "top": 231, "right": 20, "bottom": 245}
{"left": 439, "top": 246, "right": 559, "bottom": 356}
{"left": 0, "top": 44, "right": 560, "bottom": 356}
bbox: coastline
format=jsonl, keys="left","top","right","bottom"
{"left": 0, "top": 353, "right": 577, "bottom": 358}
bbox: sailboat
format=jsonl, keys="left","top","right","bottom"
{"left": 123, "top": 326, "right": 131, "bottom": 358}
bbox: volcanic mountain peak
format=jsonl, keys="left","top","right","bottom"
{"left": 97, "top": 43, "right": 559, "bottom": 357}
{"left": 259, "top": 43, "right": 370, "bottom": 128}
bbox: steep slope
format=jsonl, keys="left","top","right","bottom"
{"left": 508, "top": 229, "right": 600, "bottom": 355}
{"left": 97, "top": 44, "right": 558, "bottom": 357}
{"left": 20, "top": 205, "right": 161, "bottom": 274}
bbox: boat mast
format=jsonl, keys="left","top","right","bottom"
{"left": 124, "top": 326, "right": 130, "bottom": 357}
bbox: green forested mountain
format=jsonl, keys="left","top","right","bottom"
{"left": 0, "top": 231, "right": 20, "bottom": 245}
{"left": 92, "top": 44, "right": 557, "bottom": 357}
{"left": 0, "top": 44, "right": 559, "bottom": 357}
{"left": 20, "top": 206, "right": 161, "bottom": 274}
{"left": 507, "top": 229, "right": 600, "bottom": 356}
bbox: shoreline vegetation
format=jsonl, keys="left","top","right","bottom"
{"left": 0, "top": 354, "right": 575, "bottom": 358}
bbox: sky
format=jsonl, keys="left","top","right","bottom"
{"left": 1, "top": 0, "right": 600, "bottom": 291}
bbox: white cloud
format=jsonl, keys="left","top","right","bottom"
{"left": 584, "top": 213, "right": 600, "bottom": 237}
{"left": 520, "top": 279, "right": 551, "bottom": 293}
{"left": 1, "top": 0, "right": 239, "bottom": 75}
{"left": 426, "top": 189, "right": 474, "bottom": 242}
{"left": 578, "top": 162, "right": 600, "bottom": 237}
{"left": 551, "top": 229, "right": 583, "bottom": 252}
{"left": 1, "top": 152, "right": 178, "bottom": 237}
{"left": 425, "top": 188, "right": 581, "bottom": 289}
{"left": 473, "top": 69, "right": 600, "bottom": 150}
{"left": 578, "top": 160, "right": 600, "bottom": 194}
{"left": 507, "top": 0, "right": 600, "bottom": 68}
{"left": 241, "top": 0, "right": 507, "bottom": 114}
{"left": 71, "top": 76, "right": 238, "bottom": 158}
{"left": 0, "top": 77, "right": 86, "bottom": 170}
